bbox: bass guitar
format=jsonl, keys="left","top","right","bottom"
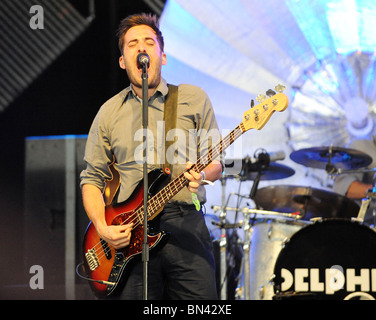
{"left": 80, "top": 87, "right": 288, "bottom": 297}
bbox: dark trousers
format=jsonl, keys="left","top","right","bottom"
{"left": 115, "top": 204, "right": 218, "bottom": 300}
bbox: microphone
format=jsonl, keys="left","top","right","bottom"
{"left": 247, "top": 150, "right": 285, "bottom": 199}
{"left": 137, "top": 53, "right": 150, "bottom": 68}
{"left": 252, "top": 150, "right": 285, "bottom": 165}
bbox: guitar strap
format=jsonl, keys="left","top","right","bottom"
{"left": 104, "top": 84, "right": 179, "bottom": 205}
{"left": 162, "top": 84, "right": 178, "bottom": 173}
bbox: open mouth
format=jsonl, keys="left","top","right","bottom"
{"left": 137, "top": 53, "right": 150, "bottom": 70}
{"left": 137, "top": 62, "right": 150, "bottom": 72}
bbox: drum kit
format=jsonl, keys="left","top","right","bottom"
{"left": 210, "top": 146, "right": 376, "bottom": 300}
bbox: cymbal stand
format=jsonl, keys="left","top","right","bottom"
{"left": 327, "top": 167, "right": 376, "bottom": 176}
{"left": 218, "top": 177, "right": 247, "bottom": 300}
{"left": 218, "top": 176, "right": 228, "bottom": 300}
{"left": 242, "top": 170, "right": 262, "bottom": 300}
{"left": 212, "top": 206, "right": 303, "bottom": 220}
{"left": 242, "top": 207, "right": 252, "bottom": 300}
{"left": 212, "top": 203, "right": 248, "bottom": 300}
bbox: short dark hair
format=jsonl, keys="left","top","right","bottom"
{"left": 117, "top": 13, "right": 164, "bottom": 54}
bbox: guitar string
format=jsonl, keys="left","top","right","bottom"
{"left": 88, "top": 125, "right": 244, "bottom": 265}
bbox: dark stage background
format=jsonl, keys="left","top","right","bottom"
{"left": 0, "top": 0, "right": 163, "bottom": 299}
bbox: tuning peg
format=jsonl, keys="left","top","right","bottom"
{"left": 256, "top": 94, "right": 267, "bottom": 103}
{"left": 275, "top": 84, "right": 286, "bottom": 93}
{"left": 250, "top": 99, "right": 255, "bottom": 107}
{"left": 266, "top": 89, "right": 276, "bottom": 97}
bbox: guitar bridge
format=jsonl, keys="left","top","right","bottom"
{"left": 85, "top": 248, "right": 99, "bottom": 271}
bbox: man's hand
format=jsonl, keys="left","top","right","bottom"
{"left": 95, "top": 223, "right": 134, "bottom": 250}
{"left": 82, "top": 183, "right": 133, "bottom": 250}
{"left": 184, "top": 161, "right": 203, "bottom": 193}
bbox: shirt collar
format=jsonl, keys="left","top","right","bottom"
{"left": 121, "top": 78, "right": 169, "bottom": 105}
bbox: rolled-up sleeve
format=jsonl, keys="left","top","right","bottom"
{"left": 333, "top": 138, "right": 376, "bottom": 195}
{"left": 333, "top": 174, "right": 359, "bottom": 195}
{"left": 80, "top": 108, "right": 113, "bottom": 192}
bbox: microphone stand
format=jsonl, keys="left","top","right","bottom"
{"left": 141, "top": 61, "right": 149, "bottom": 300}
{"left": 249, "top": 153, "right": 270, "bottom": 199}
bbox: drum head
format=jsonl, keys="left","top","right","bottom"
{"left": 273, "top": 219, "right": 376, "bottom": 300}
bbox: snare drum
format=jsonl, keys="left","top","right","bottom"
{"left": 273, "top": 218, "right": 376, "bottom": 300}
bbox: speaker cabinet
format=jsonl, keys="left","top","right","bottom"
{"left": 24, "top": 135, "right": 92, "bottom": 299}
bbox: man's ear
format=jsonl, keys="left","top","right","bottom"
{"left": 119, "top": 55, "right": 126, "bottom": 69}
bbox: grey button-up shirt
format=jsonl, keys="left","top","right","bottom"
{"left": 80, "top": 79, "right": 222, "bottom": 205}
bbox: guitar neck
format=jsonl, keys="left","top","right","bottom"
{"left": 135, "top": 90, "right": 289, "bottom": 221}
{"left": 143, "top": 124, "right": 245, "bottom": 219}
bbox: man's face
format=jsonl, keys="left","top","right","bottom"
{"left": 119, "top": 25, "right": 167, "bottom": 90}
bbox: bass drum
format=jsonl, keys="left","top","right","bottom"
{"left": 273, "top": 219, "right": 376, "bottom": 300}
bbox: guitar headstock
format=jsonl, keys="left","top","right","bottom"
{"left": 241, "top": 85, "right": 288, "bottom": 132}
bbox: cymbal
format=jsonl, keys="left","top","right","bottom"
{"left": 223, "top": 158, "right": 295, "bottom": 181}
{"left": 290, "top": 146, "right": 372, "bottom": 170}
{"left": 253, "top": 185, "right": 359, "bottom": 220}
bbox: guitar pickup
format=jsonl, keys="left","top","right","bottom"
{"left": 100, "top": 238, "right": 112, "bottom": 260}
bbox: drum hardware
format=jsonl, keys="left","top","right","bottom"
{"left": 309, "top": 217, "right": 323, "bottom": 223}
{"left": 242, "top": 209, "right": 252, "bottom": 300}
{"left": 212, "top": 206, "right": 303, "bottom": 220}
{"left": 259, "top": 284, "right": 265, "bottom": 299}
{"left": 217, "top": 175, "right": 229, "bottom": 300}
{"left": 212, "top": 205, "right": 306, "bottom": 300}
{"left": 354, "top": 198, "right": 373, "bottom": 223}
{"left": 280, "top": 236, "right": 290, "bottom": 249}
{"left": 216, "top": 174, "right": 250, "bottom": 300}
{"left": 327, "top": 167, "right": 376, "bottom": 176}
{"left": 211, "top": 221, "right": 243, "bottom": 229}
{"left": 259, "top": 275, "right": 278, "bottom": 300}
{"left": 267, "top": 225, "right": 273, "bottom": 239}
{"left": 352, "top": 187, "right": 376, "bottom": 223}
{"left": 343, "top": 292, "right": 375, "bottom": 300}
{"left": 215, "top": 155, "right": 296, "bottom": 300}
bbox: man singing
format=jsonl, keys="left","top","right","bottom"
{"left": 80, "top": 13, "right": 223, "bottom": 299}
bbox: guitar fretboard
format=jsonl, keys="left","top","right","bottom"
{"left": 133, "top": 124, "right": 245, "bottom": 221}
